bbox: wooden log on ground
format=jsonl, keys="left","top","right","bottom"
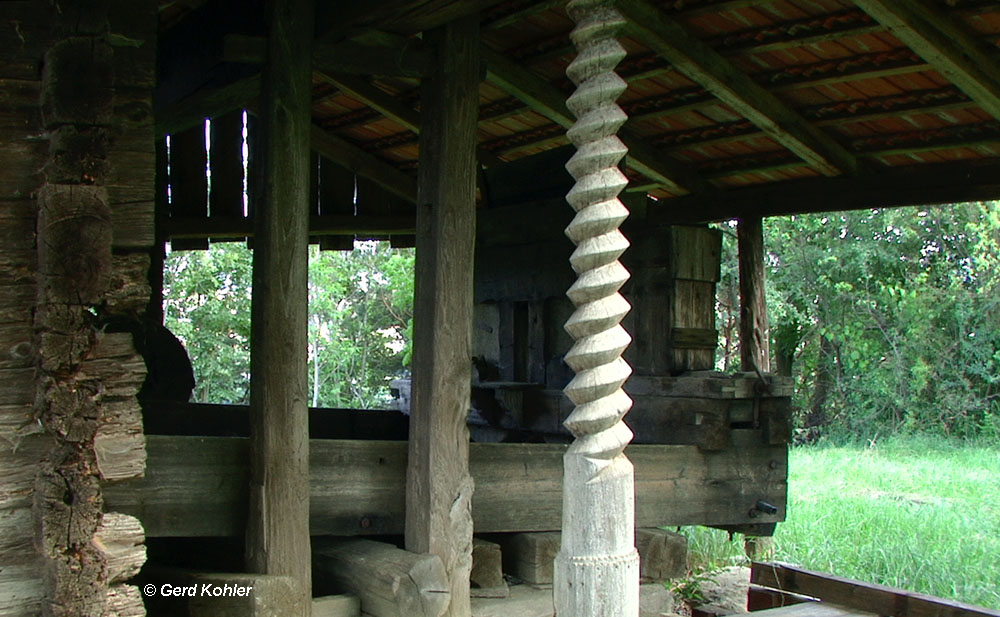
{"left": 750, "top": 562, "right": 1000, "bottom": 617}
{"left": 313, "top": 538, "right": 449, "bottom": 617}
{"left": 104, "top": 435, "right": 787, "bottom": 538}
{"left": 407, "top": 13, "right": 480, "bottom": 617}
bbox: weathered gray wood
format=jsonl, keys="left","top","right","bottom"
{"left": 101, "top": 585, "right": 144, "bottom": 617}
{"left": 739, "top": 216, "right": 770, "bottom": 374}
{"left": 407, "top": 14, "right": 480, "bottom": 617}
{"left": 104, "top": 436, "right": 787, "bottom": 537}
{"left": 751, "top": 562, "right": 1000, "bottom": 617}
{"left": 313, "top": 594, "right": 362, "bottom": 617}
{"left": 469, "top": 538, "right": 506, "bottom": 595}
{"left": 635, "top": 528, "right": 687, "bottom": 582}
{"left": 749, "top": 603, "right": 877, "bottom": 617}
{"left": 245, "top": 0, "right": 313, "bottom": 609}
{"left": 313, "top": 538, "right": 449, "bottom": 617}
{"left": 93, "top": 513, "right": 146, "bottom": 585}
{"left": 495, "top": 532, "right": 561, "bottom": 585}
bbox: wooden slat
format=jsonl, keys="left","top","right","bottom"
{"left": 156, "top": 74, "right": 260, "bottom": 138}
{"left": 751, "top": 562, "right": 1000, "bottom": 617}
{"left": 749, "top": 603, "right": 875, "bottom": 617}
{"left": 310, "top": 126, "right": 417, "bottom": 204}
{"left": 853, "top": 0, "right": 1000, "bottom": 121}
{"left": 168, "top": 123, "right": 209, "bottom": 250}
{"left": 619, "top": 0, "right": 858, "bottom": 178}
{"left": 208, "top": 110, "right": 246, "bottom": 222}
{"left": 163, "top": 214, "right": 414, "bottom": 240}
{"left": 102, "top": 435, "right": 788, "bottom": 537}
{"left": 318, "top": 157, "right": 357, "bottom": 251}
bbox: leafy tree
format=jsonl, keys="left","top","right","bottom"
{"left": 163, "top": 241, "right": 414, "bottom": 409}
{"left": 721, "top": 203, "right": 1000, "bottom": 441}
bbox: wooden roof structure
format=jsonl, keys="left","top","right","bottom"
{"left": 157, "top": 0, "right": 1000, "bottom": 232}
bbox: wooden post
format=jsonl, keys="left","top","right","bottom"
{"left": 405, "top": 14, "right": 480, "bottom": 617}
{"left": 246, "top": 0, "right": 313, "bottom": 610}
{"left": 555, "top": 2, "right": 639, "bottom": 616}
{"left": 738, "top": 216, "right": 770, "bottom": 373}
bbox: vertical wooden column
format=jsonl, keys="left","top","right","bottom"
{"left": 405, "top": 15, "right": 480, "bottom": 617}
{"left": 555, "top": 1, "right": 639, "bottom": 616}
{"left": 738, "top": 216, "right": 770, "bottom": 373}
{"left": 246, "top": 0, "right": 313, "bottom": 610}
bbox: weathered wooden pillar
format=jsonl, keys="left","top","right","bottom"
{"left": 405, "top": 14, "right": 480, "bottom": 617}
{"left": 246, "top": 0, "right": 313, "bottom": 610}
{"left": 554, "top": 1, "right": 639, "bottom": 616}
{"left": 738, "top": 216, "right": 770, "bottom": 373}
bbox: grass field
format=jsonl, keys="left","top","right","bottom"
{"left": 682, "top": 436, "right": 1000, "bottom": 610}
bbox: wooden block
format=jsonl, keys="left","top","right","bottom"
{"left": 496, "top": 532, "right": 561, "bottom": 585}
{"left": 313, "top": 537, "right": 449, "bottom": 617}
{"left": 94, "top": 513, "right": 146, "bottom": 584}
{"left": 186, "top": 572, "right": 308, "bottom": 617}
{"left": 636, "top": 528, "right": 687, "bottom": 582}
{"left": 313, "top": 594, "right": 361, "bottom": 617}
{"left": 470, "top": 538, "right": 507, "bottom": 597}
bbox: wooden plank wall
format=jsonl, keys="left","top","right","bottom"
{"left": 0, "top": 2, "right": 156, "bottom": 615}
{"left": 161, "top": 116, "right": 417, "bottom": 249}
{"left": 104, "top": 433, "right": 787, "bottom": 538}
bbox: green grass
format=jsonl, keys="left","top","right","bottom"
{"left": 679, "top": 436, "right": 1000, "bottom": 610}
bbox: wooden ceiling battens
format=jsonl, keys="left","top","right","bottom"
{"left": 618, "top": 0, "right": 860, "bottom": 178}
{"left": 852, "top": 0, "right": 1000, "bottom": 122}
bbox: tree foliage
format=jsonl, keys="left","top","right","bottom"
{"left": 717, "top": 203, "right": 1000, "bottom": 441}
{"left": 163, "top": 241, "right": 414, "bottom": 408}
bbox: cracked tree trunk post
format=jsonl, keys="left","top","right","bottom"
{"left": 405, "top": 14, "right": 479, "bottom": 617}
{"left": 738, "top": 216, "right": 770, "bottom": 374}
{"left": 554, "top": 1, "right": 639, "bottom": 616}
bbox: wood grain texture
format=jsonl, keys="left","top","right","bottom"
{"left": 104, "top": 435, "right": 788, "bottom": 537}
{"left": 751, "top": 562, "right": 1000, "bottom": 617}
{"left": 406, "top": 15, "right": 480, "bottom": 617}
{"left": 245, "top": 0, "right": 313, "bottom": 609}
{"left": 739, "top": 216, "right": 770, "bottom": 373}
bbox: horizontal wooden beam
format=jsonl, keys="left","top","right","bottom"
{"left": 156, "top": 74, "right": 259, "bottom": 137}
{"left": 163, "top": 215, "right": 415, "bottom": 240}
{"left": 652, "top": 160, "right": 1000, "bottom": 223}
{"left": 853, "top": 0, "right": 1000, "bottom": 121}
{"left": 619, "top": 0, "right": 859, "bottom": 177}
{"left": 751, "top": 562, "right": 1000, "bottom": 617}
{"left": 104, "top": 434, "right": 787, "bottom": 537}
{"left": 310, "top": 125, "right": 417, "bottom": 203}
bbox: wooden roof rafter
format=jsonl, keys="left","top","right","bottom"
{"left": 619, "top": 0, "right": 860, "bottom": 178}
{"left": 853, "top": 0, "right": 1000, "bottom": 122}
{"left": 481, "top": 46, "right": 713, "bottom": 195}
